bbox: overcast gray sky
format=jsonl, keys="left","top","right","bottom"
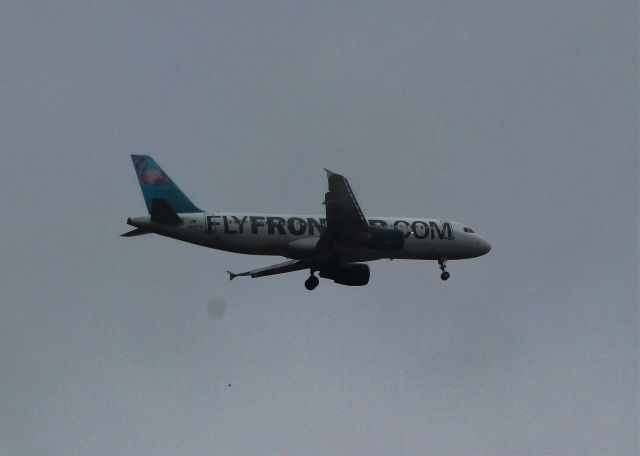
{"left": 1, "top": 1, "right": 637, "bottom": 455}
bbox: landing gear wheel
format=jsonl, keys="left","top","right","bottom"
{"left": 304, "top": 275, "right": 319, "bottom": 291}
{"left": 438, "top": 258, "right": 450, "bottom": 281}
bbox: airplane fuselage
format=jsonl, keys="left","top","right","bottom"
{"left": 128, "top": 212, "right": 491, "bottom": 262}
{"left": 125, "top": 155, "right": 491, "bottom": 287}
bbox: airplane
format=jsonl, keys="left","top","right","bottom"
{"left": 123, "top": 155, "right": 491, "bottom": 290}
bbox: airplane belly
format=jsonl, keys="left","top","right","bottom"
{"left": 287, "top": 237, "right": 319, "bottom": 258}
{"left": 396, "top": 236, "right": 483, "bottom": 260}
{"left": 214, "top": 232, "right": 293, "bottom": 256}
{"left": 391, "top": 237, "right": 449, "bottom": 260}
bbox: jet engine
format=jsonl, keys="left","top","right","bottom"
{"left": 320, "top": 263, "right": 370, "bottom": 286}
{"left": 368, "top": 227, "right": 405, "bottom": 251}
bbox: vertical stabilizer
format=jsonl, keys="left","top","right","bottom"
{"left": 131, "top": 155, "right": 203, "bottom": 213}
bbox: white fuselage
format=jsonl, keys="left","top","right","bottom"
{"left": 128, "top": 212, "right": 491, "bottom": 262}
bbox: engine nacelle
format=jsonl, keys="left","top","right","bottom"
{"left": 320, "top": 263, "right": 370, "bottom": 286}
{"left": 368, "top": 227, "right": 405, "bottom": 251}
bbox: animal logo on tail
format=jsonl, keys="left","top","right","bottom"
{"left": 134, "top": 156, "right": 170, "bottom": 185}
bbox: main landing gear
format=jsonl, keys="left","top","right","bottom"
{"left": 438, "top": 258, "right": 450, "bottom": 281}
{"left": 305, "top": 274, "right": 319, "bottom": 291}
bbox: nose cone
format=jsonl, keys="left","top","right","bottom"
{"left": 478, "top": 238, "right": 491, "bottom": 256}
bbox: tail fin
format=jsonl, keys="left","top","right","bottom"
{"left": 131, "top": 155, "right": 203, "bottom": 213}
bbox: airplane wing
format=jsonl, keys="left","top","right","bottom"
{"left": 227, "top": 170, "right": 402, "bottom": 281}
{"left": 318, "top": 169, "right": 370, "bottom": 248}
{"left": 227, "top": 170, "right": 383, "bottom": 281}
{"left": 227, "top": 259, "right": 313, "bottom": 280}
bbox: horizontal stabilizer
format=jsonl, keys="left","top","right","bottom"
{"left": 120, "top": 228, "right": 152, "bottom": 237}
{"left": 150, "top": 198, "right": 182, "bottom": 225}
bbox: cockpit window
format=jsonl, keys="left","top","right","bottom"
{"left": 463, "top": 227, "right": 475, "bottom": 233}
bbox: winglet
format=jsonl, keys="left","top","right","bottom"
{"left": 227, "top": 271, "right": 237, "bottom": 280}
{"left": 324, "top": 168, "right": 337, "bottom": 178}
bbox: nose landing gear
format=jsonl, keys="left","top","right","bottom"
{"left": 304, "top": 274, "right": 319, "bottom": 290}
{"left": 438, "top": 258, "right": 450, "bottom": 281}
